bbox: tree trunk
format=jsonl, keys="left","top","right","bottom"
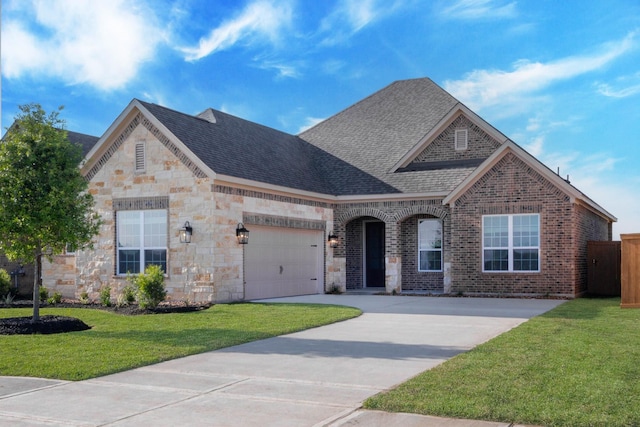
{"left": 32, "top": 254, "right": 41, "bottom": 323}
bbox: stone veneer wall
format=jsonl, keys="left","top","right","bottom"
{"left": 450, "top": 152, "right": 583, "bottom": 297}
{"left": 54, "top": 121, "right": 219, "bottom": 302}
{"left": 43, "top": 119, "right": 335, "bottom": 303}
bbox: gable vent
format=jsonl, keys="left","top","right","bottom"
{"left": 135, "top": 142, "right": 146, "bottom": 172}
{"left": 455, "top": 129, "right": 468, "bottom": 151}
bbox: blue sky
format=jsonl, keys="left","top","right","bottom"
{"left": 2, "top": 0, "right": 639, "bottom": 238}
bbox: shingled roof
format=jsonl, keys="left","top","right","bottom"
{"left": 299, "top": 78, "right": 474, "bottom": 193}
{"left": 138, "top": 101, "right": 399, "bottom": 195}
{"left": 67, "top": 130, "right": 100, "bottom": 157}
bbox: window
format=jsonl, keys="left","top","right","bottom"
{"left": 454, "top": 129, "right": 468, "bottom": 151}
{"left": 483, "top": 214, "right": 539, "bottom": 272}
{"left": 117, "top": 209, "right": 167, "bottom": 274}
{"left": 418, "top": 219, "right": 442, "bottom": 271}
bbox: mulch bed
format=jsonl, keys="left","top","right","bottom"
{"left": 0, "top": 315, "right": 91, "bottom": 335}
{"left": 0, "top": 300, "right": 212, "bottom": 335}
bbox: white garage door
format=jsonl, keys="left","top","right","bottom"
{"left": 244, "top": 226, "right": 324, "bottom": 300}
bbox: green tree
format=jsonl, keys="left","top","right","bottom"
{"left": 0, "top": 104, "right": 101, "bottom": 321}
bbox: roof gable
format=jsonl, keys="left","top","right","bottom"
{"left": 390, "top": 104, "right": 509, "bottom": 171}
{"left": 443, "top": 141, "right": 617, "bottom": 222}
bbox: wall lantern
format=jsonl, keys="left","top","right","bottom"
{"left": 179, "top": 221, "right": 193, "bottom": 244}
{"left": 236, "top": 223, "right": 250, "bottom": 244}
{"left": 328, "top": 231, "right": 339, "bottom": 248}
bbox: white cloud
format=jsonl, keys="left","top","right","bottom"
{"left": 1, "top": 0, "right": 161, "bottom": 91}
{"left": 439, "top": 0, "right": 517, "bottom": 20}
{"left": 596, "top": 72, "right": 640, "bottom": 98}
{"left": 444, "top": 31, "right": 638, "bottom": 113}
{"left": 255, "top": 60, "right": 302, "bottom": 79}
{"left": 298, "top": 116, "right": 325, "bottom": 133}
{"left": 524, "top": 135, "right": 544, "bottom": 157}
{"left": 319, "top": 0, "right": 400, "bottom": 46}
{"left": 180, "top": 0, "right": 293, "bottom": 61}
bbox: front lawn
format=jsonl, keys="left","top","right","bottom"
{"left": 365, "top": 298, "right": 640, "bottom": 427}
{"left": 0, "top": 303, "right": 360, "bottom": 380}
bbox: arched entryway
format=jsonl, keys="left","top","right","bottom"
{"left": 344, "top": 216, "right": 387, "bottom": 290}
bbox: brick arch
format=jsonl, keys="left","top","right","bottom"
{"left": 394, "top": 205, "right": 448, "bottom": 223}
{"left": 335, "top": 207, "right": 394, "bottom": 227}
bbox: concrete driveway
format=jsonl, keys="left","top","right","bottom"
{"left": 0, "top": 295, "right": 563, "bottom": 426}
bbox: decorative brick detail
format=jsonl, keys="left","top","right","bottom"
{"left": 113, "top": 196, "right": 169, "bottom": 211}
{"left": 139, "top": 116, "right": 208, "bottom": 178}
{"left": 243, "top": 212, "right": 326, "bottom": 230}
{"left": 85, "top": 111, "right": 209, "bottom": 182}
{"left": 85, "top": 113, "right": 142, "bottom": 181}
{"left": 213, "top": 185, "right": 333, "bottom": 209}
{"left": 334, "top": 199, "right": 451, "bottom": 291}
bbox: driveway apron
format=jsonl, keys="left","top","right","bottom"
{"left": 0, "top": 295, "right": 563, "bottom": 426}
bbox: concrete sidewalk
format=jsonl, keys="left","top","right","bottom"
{"left": 0, "top": 295, "right": 563, "bottom": 426}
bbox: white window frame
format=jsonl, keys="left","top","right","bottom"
{"left": 482, "top": 214, "right": 540, "bottom": 273}
{"left": 116, "top": 209, "right": 167, "bottom": 275}
{"left": 418, "top": 219, "right": 443, "bottom": 272}
{"left": 454, "top": 129, "right": 468, "bottom": 151}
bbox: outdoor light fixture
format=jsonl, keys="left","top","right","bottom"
{"left": 328, "top": 231, "right": 339, "bottom": 248}
{"left": 236, "top": 223, "right": 250, "bottom": 244}
{"left": 179, "top": 221, "right": 193, "bottom": 244}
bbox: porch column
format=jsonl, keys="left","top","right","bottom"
{"left": 329, "top": 222, "right": 347, "bottom": 292}
{"left": 385, "top": 221, "right": 402, "bottom": 294}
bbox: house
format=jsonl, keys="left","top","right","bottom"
{"left": 43, "top": 78, "right": 616, "bottom": 301}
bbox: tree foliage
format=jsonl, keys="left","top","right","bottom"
{"left": 0, "top": 103, "right": 102, "bottom": 320}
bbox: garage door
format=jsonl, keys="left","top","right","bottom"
{"left": 244, "top": 226, "right": 324, "bottom": 300}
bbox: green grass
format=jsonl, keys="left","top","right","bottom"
{"left": 365, "top": 298, "right": 640, "bottom": 427}
{"left": 0, "top": 303, "right": 360, "bottom": 381}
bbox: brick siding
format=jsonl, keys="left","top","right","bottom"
{"left": 413, "top": 114, "right": 502, "bottom": 163}
{"left": 450, "top": 152, "right": 610, "bottom": 297}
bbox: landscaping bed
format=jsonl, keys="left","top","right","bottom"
{"left": 0, "top": 300, "right": 212, "bottom": 335}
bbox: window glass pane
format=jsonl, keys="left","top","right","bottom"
{"left": 420, "top": 250, "right": 442, "bottom": 271}
{"left": 514, "top": 249, "right": 539, "bottom": 271}
{"left": 484, "top": 249, "right": 508, "bottom": 271}
{"left": 513, "top": 215, "right": 539, "bottom": 247}
{"left": 144, "top": 210, "right": 167, "bottom": 247}
{"left": 117, "top": 211, "right": 140, "bottom": 248}
{"left": 483, "top": 216, "right": 508, "bottom": 248}
{"left": 418, "top": 220, "right": 442, "bottom": 249}
{"left": 118, "top": 249, "right": 140, "bottom": 274}
{"left": 144, "top": 249, "right": 167, "bottom": 273}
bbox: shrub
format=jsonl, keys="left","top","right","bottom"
{"left": 79, "top": 291, "right": 90, "bottom": 304}
{"left": 3, "top": 292, "right": 15, "bottom": 305}
{"left": 39, "top": 286, "right": 49, "bottom": 302}
{"left": 129, "top": 265, "right": 166, "bottom": 309}
{"left": 122, "top": 285, "right": 136, "bottom": 304}
{"left": 100, "top": 286, "right": 112, "bottom": 307}
{"left": 47, "top": 291, "right": 62, "bottom": 305}
{"left": 0, "top": 269, "right": 10, "bottom": 298}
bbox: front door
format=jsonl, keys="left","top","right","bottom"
{"left": 365, "top": 221, "right": 385, "bottom": 287}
